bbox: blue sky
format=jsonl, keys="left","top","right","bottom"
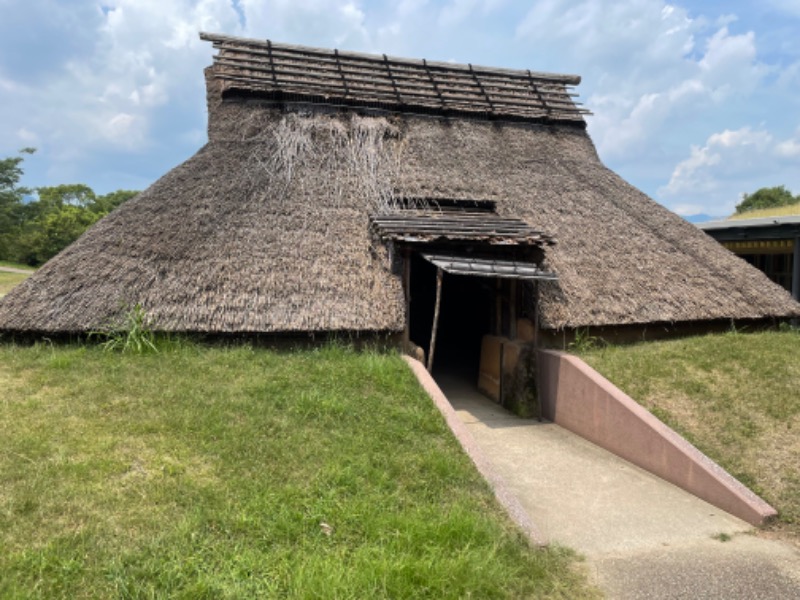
{"left": 2, "top": 0, "right": 799, "bottom": 218}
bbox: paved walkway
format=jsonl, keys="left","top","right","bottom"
{"left": 0, "top": 265, "right": 35, "bottom": 274}
{"left": 436, "top": 374, "right": 800, "bottom": 599}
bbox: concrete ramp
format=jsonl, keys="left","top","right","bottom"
{"left": 437, "top": 374, "right": 750, "bottom": 556}
{"left": 429, "top": 372, "right": 800, "bottom": 599}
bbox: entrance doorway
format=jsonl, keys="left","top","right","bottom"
{"left": 408, "top": 252, "right": 493, "bottom": 376}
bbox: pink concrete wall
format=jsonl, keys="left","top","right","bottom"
{"left": 538, "top": 350, "right": 777, "bottom": 526}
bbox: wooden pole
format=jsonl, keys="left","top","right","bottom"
{"left": 793, "top": 237, "right": 800, "bottom": 302}
{"left": 403, "top": 250, "right": 411, "bottom": 351}
{"left": 509, "top": 279, "right": 518, "bottom": 339}
{"left": 533, "top": 281, "right": 542, "bottom": 421}
{"left": 427, "top": 267, "right": 444, "bottom": 372}
{"left": 495, "top": 279, "right": 502, "bottom": 336}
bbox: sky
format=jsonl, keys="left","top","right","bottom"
{"left": 1, "top": 1, "right": 799, "bottom": 219}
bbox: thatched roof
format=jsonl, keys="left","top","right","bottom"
{"left": 1, "top": 34, "right": 798, "bottom": 335}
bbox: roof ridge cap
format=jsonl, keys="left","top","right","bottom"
{"left": 199, "top": 31, "right": 581, "bottom": 85}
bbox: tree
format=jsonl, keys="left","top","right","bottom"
{"left": 735, "top": 185, "right": 800, "bottom": 215}
{"left": 0, "top": 149, "right": 138, "bottom": 266}
{"left": 19, "top": 205, "right": 102, "bottom": 265}
{"left": 36, "top": 183, "right": 97, "bottom": 208}
{"left": 0, "top": 148, "right": 35, "bottom": 260}
{"left": 91, "top": 189, "right": 138, "bottom": 215}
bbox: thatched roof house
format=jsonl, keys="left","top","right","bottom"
{"left": 1, "top": 33, "right": 798, "bottom": 348}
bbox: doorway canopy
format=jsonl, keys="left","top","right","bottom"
{"left": 372, "top": 202, "right": 557, "bottom": 372}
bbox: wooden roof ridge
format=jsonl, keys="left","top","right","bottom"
{"left": 200, "top": 32, "right": 590, "bottom": 124}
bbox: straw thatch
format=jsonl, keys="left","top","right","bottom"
{"left": 1, "top": 34, "right": 798, "bottom": 335}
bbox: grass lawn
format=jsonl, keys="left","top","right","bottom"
{"left": 0, "top": 271, "right": 32, "bottom": 298}
{"left": 0, "top": 342, "right": 596, "bottom": 599}
{"left": 728, "top": 204, "right": 800, "bottom": 220}
{"left": 579, "top": 331, "right": 800, "bottom": 541}
{"left": 0, "top": 261, "right": 34, "bottom": 298}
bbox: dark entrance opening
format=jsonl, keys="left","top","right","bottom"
{"left": 408, "top": 252, "right": 493, "bottom": 377}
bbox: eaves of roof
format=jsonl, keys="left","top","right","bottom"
{"left": 697, "top": 216, "right": 800, "bottom": 241}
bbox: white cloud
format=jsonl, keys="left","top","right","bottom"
{"left": 512, "top": 2, "right": 772, "bottom": 166}
{"left": 698, "top": 27, "right": 765, "bottom": 94}
{"left": 659, "top": 126, "right": 800, "bottom": 213}
{"left": 1, "top": 0, "right": 242, "bottom": 160}
{"left": 776, "top": 134, "right": 800, "bottom": 157}
{"left": 17, "top": 128, "right": 39, "bottom": 145}
{"left": 593, "top": 25, "right": 766, "bottom": 158}
{"left": 662, "top": 127, "right": 774, "bottom": 198}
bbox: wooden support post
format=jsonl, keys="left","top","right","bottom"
{"left": 495, "top": 279, "right": 502, "bottom": 336}
{"left": 403, "top": 250, "right": 411, "bottom": 351}
{"left": 427, "top": 267, "right": 443, "bottom": 372}
{"left": 793, "top": 237, "right": 800, "bottom": 302}
{"left": 499, "top": 341, "right": 505, "bottom": 406}
{"left": 533, "top": 281, "right": 542, "bottom": 421}
{"left": 509, "top": 280, "right": 517, "bottom": 339}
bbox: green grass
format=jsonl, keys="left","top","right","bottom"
{"left": 0, "top": 271, "right": 32, "bottom": 297}
{"left": 0, "top": 342, "right": 597, "bottom": 599}
{"left": 0, "top": 261, "right": 34, "bottom": 298}
{"left": 579, "top": 330, "right": 800, "bottom": 539}
{"left": 728, "top": 204, "right": 800, "bottom": 219}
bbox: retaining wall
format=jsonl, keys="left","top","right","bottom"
{"left": 537, "top": 350, "right": 777, "bottom": 526}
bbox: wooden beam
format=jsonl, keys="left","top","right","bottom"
{"left": 403, "top": 250, "right": 411, "bottom": 350}
{"left": 509, "top": 280, "right": 517, "bottom": 339}
{"left": 793, "top": 236, "right": 800, "bottom": 302}
{"left": 427, "top": 268, "right": 444, "bottom": 372}
{"left": 495, "top": 279, "right": 502, "bottom": 336}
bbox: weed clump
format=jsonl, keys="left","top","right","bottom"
{"left": 90, "top": 303, "right": 158, "bottom": 354}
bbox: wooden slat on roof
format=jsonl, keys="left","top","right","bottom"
{"left": 423, "top": 254, "right": 557, "bottom": 281}
{"left": 370, "top": 210, "right": 555, "bottom": 246}
{"left": 200, "top": 32, "right": 590, "bottom": 124}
